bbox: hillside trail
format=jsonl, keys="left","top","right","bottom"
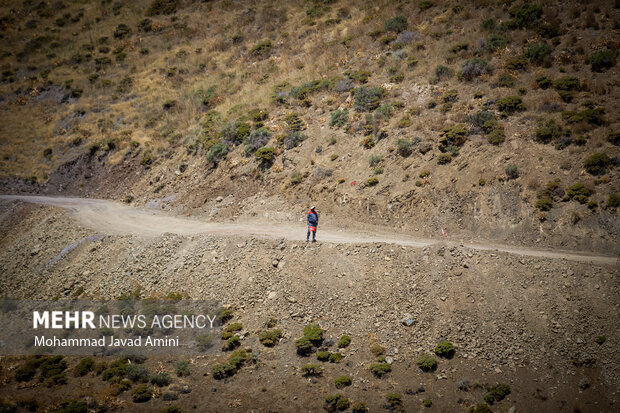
{"left": 1, "top": 195, "right": 617, "bottom": 266}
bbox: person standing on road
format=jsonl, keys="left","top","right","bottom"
{"left": 306, "top": 206, "right": 318, "bottom": 242}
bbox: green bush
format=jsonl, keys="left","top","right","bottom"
{"left": 385, "top": 393, "right": 402, "bottom": 407}
{"left": 211, "top": 363, "right": 235, "bottom": 380}
{"left": 206, "top": 142, "right": 229, "bottom": 164}
{"left": 283, "top": 131, "right": 307, "bottom": 149}
{"left": 508, "top": 3, "right": 542, "bottom": 28}
{"left": 584, "top": 153, "right": 611, "bottom": 175}
{"left": 485, "top": 383, "right": 511, "bottom": 404}
{"left": 148, "top": 0, "right": 178, "bottom": 15}
{"left": 301, "top": 363, "right": 323, "bottom": 376}
{"left": 328, "top": 352, "right": 343, "bottom": 363}
{"left": 534, "top": 119, "right": 569, "bottom": 144}
{"left": 439, "top": 124, "right": 467, "bottom": 149}
{"left": 173, "top": 360, "right": 190, "bottom": 377}
{"left": 437, "top": 153, "right": 452, "bottom": 164}
{"left": 607, "top": 132, "right": 620, "bottom": 146}
{"left": 337, "top": 335, "right": 351, "bottom": 348}
{"left": 561, "top": 108, "right": 605, "bottom": 125}
{"left": 396, "top": 139, "right": 414, "bottom": 156}
{"left": 250, "top": 40, "right": 272, "bottom": 57}
{"left": 608, "top": 194, "right": 619, "bottom": 208}
{"left": 354, "top": 86, "right": 386, "bottom": 111}
{"left": 497, "top": 73, "right": 515, "bottom": 88}
{"left": 435, "top": 65, "right": 453, "bottom": 80}
{"left": 303, "top": 323, "right": 324, "bottom": 343}
{"left": 468, "top": 404, "right": 493, "bottom": 413}
{"left": 73, "top": 358, "right": 94, "bottom": 377}
{"left": 258, "top": 329, "right": 282, "bottom": 346}
{"left": 536, "top": 76, "right": 553, "bottom": 89}
{"left": 384, "top": 16, "right": 407, "bottom": 32}
{"left": 370, "top": 344, "right": 385, "bottom": 357}
{"left": 486, "top": 33, "right": 511, "bottom": 52}
{"left": 150, "top": 372, "right": 171, "bottom": 387}
{"left": 366, "top": 177, "right": 379, "bottom": 186}
{"left": 244, "top": 128, "right": 272, "bottom": 155}
{"left": 553, "top": 77, "right": 580, "bottom": 92}
{"left": 329, "top": 110, "right": 349, "bottom": 128}
{"left": 290, "top": 171, "right": 302, "bottom": 185}
{"left": 434, "top": 340, "right": 455, "bottom": 357}
{"left": 536, "top": 197, "right": 553, "bottom": 211}
{"left": 126, "top": 364, "right": 150, "bottom": 383}
{"left": 132, "top": 384, "right": 153, "bottom": 403}
{"left": 295, "top": 337, "right": 313, "bottom": 355}
{"left": 460, "top": 58, "right": 492, "bottom": 81}
{"left": 334, "top": 375, "right": 352, "bottom": 388}
{"left": 496, "top": 96, "right": 525, "bottom": 114}
{"left": 316, "top": 351, "right": 330, "bottom": 361}
{"left": 524, "top": 42, "right": 553, "bottom": 66}
{"left": 419, "top": 1, "right": 434, "bottom": 10}
{"left": 505, "top": 164, "right": 519, "bottom": 180}
{"left": 369, "top": 362, "right": 391, "bottom": 377}
{"left": 221, "top": 121, "right": 251, "bottom": 145}
{"left": 567, "top": 183, "right": 591, "bottom": 203}
{"left": 416, "top": 354, "right": 438, "bottom": 372}
{"left": 351, "top": 402, "right": 368, "bottom": 413}
{"left": 325, "top": 394, "right": 350, "bottom": 411}
{"left": 222, "top": 335, "right": 241, "bottom": 351}
{"left": 113, "top": 24, "right": 131, "bottom": 39}
{"left": 589, "top": 49, "right": 616, "bottom": 72}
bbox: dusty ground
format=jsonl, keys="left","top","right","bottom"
{"left": 0, "top": 199, "right": 617, "bottom": 412}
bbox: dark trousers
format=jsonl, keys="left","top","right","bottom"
{"left": 307, "top": 227, "right": 316, "bottom": 241}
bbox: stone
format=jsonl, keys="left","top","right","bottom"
{"left": 215, "top": 196, "right": 224, "bottom": 202}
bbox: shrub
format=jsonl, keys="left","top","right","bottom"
{"left": 337, "top": 335, "right": 351, "bottom": 348}
{"left": 496, "top": 96, "right": 525, "bottom": 114}
{"left": 434, "top": 341, "right": 455, "bottom": 357}
{"left": 369, "top": 362, "right": 391, "bottom": 377}
{"left": 360, "top": 136, "right": 375, "bottom": 149}
{"left": 244, "top": 128, "right": 272, "bottom": 155}
{"left": 334, "top": 375, "right": 352, "bottom": 388}
{"left": 354, "top": 86, "right": 386, "bottom": 111}
{"left": 73, "top": 358, "right": 94, "bottom": 377}
{"left": 295, "top": 337, "right": 313, "bottom": 355}
{"left": 221, "top": 121, "right": 251, "bottom": 145}
{"left": 416, "top": 354, "right": 438, "bottom": 372}
{"left": 15, "top": 359, "right": 40, "bottom": 382}
{"left": 385, "top": 393, "right": 402, "bottom": 407}
{"left": 419, "top": 1, "right": 434, "bottom": 10}
{"left": 497, "top": 73, "right": 515, "bottom": 88}
{"left": 440, "top": 124, "right": 468, "bottom": 150}
{"left": 325, "top": 394, "right": 350, "bottom": 412}
{"left": 148, "top": 0, "right": 179, "bottom": 15}
{"left": 435, "top": 65, "right": 453, "bottom": 80}
{"left": 206, "top": 142, "right": 229, "bottom": 164}
{"left": 345, "top": 70, "right": 371, "bottom": 83}
{"left": 589, "top": 49, "right": 616, "bottom": 72}
{"left": 508, "top": 3, "right": 542, "bottom": 28}
{"left": 126, "top": 364, "right": 150, "bottom": 383}
{"left": 607, "top": 132, "right": 620, "bottom": 146}
{"left": 562, "top": 108, "right": 605, "bottom": 125}
{"left": 259, "top": 329, "right": 282, "bottom": 346}
{"left": 505, "top": 164, "right": 519, "bottom": 180}
{"left": 536, "top": 197, "right": 553, "bottom": 211}
{"left": 584, "top": 153, "right": 611, "bottom": 175}
{"left": 302, "top": 323, "right": 323, "bottom": 343}
{"left": 366, "top": 177, "right": 379, "bottom": 186}
{"left": 437, "top": 153, "right": 452, "bottom": 164}
{"left": 283, "top": 131, "right": 308, "bottom": 149}
{"left": 301, "top": 363, "right": 323, "bottom": 376}
{"left": 370, "top": 344, "right": 385, "bottom": 357}
{"left": 567, "top": 183, "right": 590, "bottom": 203}
{"left": 423, "top": 398, "right": 433, "bottom": 407}
{"left": 486, "top": 33, "right": 511, "bottom": 52}
{"left": 524, "top": 42, "right": 553, "bottom": 66}
{"left": 150, "top": 372, "right": 171, "bottom": 387}
{"left": 250, "top": 40, "right": 272, "bottom": 57}
{"left": 608, "top": 194, "right": 619, "bottom": 208}
{"left": 396, "top": 139, "right": 414, "bottom": 156}
{"left": 211, "top": 363, "right": 235, "bottom": 379}
{"left": 328, "top": 352, "right": 343, "bottom": 363}
{"left": 132, "top": 384, "right": 153, "bottom": 403}
{"left": 384, "top": 16, "right": 407, "bottom": 33}
{"left": 469, "top": 404, "right": 493, "bottom": 413}
{"left": 460, "top": 58, "right": 492, "bottom": 81}
{"left": 173, "top": 360, "right": 190, "bottom": 377}
{"left": 536, "top": 76, "right": 553, "bottom": 89}
{"left": 486, "top": 383, "right": 511, "bottom": 404}
{"left": 329, "top": 110, "right": 348, "bottom": 128}
{"left": 534, "top": 119, "right": 569, "bottom": 144}
{"left": 553, "top": 77, "right": 580, "bottom": 91}
{"left": 316, "top": 351, "right": 330, "bottom": 361}
{"left": 113, "top": 24, "right": 131, "bottom": 39}
{"left": 351, "top": 402, "right": 368, "bottom": 413}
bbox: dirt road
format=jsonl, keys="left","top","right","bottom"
{"left": 1, "top": 195, "right": 617, "bottom": 266}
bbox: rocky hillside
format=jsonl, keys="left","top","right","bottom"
{"left": 0, "top": 0, "right": 618, "bottom": 252}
